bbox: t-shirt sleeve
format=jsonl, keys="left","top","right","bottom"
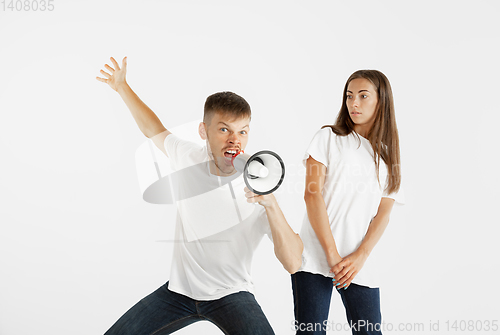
{"left": 382, "top": 183, "right": 405, "bottom": 205}
{"left": 164, "top": 133, "right": 205, "bottom": 171}
{"left": 302, "top": 127, "right": 333, "bottom": 168}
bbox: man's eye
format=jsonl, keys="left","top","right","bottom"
{"left": 362, "top": 95, "right": 367, "bottom": 98}
{"left": 240, "top": 131, "right": 247, "bottom": 135}
{"left": 220, "top": 128, "right": 227, "bottom": 132}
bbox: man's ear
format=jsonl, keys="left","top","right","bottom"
{"left": 198, "top": 122, "right": 207, "bottom": 140}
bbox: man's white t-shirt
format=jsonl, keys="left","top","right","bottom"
{"left": 163, "top": 133, "right": 273, "bottom": 300}
{"left": 298, "top": 127, "right": 405, "bottom": 288}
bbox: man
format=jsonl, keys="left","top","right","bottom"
{"left": 96, "top": 56, "right": 303, "bottom": 334}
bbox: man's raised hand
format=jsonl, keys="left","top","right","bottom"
{"left": 96, "top": 56, "right": 127, "bottom": 92}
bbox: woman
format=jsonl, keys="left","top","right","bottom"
{"left": 292, "top": 70, "right": 405, "bottom": 335}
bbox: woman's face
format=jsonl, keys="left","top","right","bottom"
{"left": 346, "top": 78, "right": 378, "bottom": 134}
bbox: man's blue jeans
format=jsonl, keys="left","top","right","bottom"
{"left": 291, "top": 271, "right": 382, "bottom": 335}
{"left": 104, "top": 281, "right": 275, "bottom": 335}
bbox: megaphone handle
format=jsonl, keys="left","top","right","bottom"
{"left": 228, "top": 182, "right": 243, "bottom": 223}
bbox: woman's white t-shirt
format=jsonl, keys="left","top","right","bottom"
{"left": 298, "top": 127, "right": 405, "bottom": 288}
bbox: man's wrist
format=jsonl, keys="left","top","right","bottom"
{"left": 262, "top": 194, "right": 278, "bottom": 210}
{"left": 116, "top": 81, "right": 129, "bottom": 95}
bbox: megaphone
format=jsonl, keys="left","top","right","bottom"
{"left": 231, "top": 150, "right": 285, "bottom": 195}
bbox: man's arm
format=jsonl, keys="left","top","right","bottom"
{"left": 96, "top": 56, "right": 171, "bottom": 156}
{"left": 116, "top": 82, "right": 171, "bottom": 155}
{"left": 245, "top": 188, "right": 303, "bottom": 274}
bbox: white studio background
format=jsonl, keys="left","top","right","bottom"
{"left": 1, "top": 1, "right": 499, "bottom": 334}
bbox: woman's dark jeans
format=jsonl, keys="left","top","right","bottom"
{"left": 291, "top": 271, "right": 382, "bottom": 335}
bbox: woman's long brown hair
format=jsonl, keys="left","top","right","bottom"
{"left": 322, "top": 70, "right": 401, "bottom": 194}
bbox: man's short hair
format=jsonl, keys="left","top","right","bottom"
{"left": 203, "top": 91, "right": 251, "bottom": 125}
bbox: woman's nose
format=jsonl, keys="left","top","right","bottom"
{"left": 352, "top": 97, "right": 359, "bottom": 108}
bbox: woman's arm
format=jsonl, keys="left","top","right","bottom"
{"left": 331, "top": 197, "right": 396, "bottom": 290}
{"left": 304, "top": 156, "right": 343, "bottom": 269}
{"left": 357, "top": 197, "right": 396, "bottom": 257}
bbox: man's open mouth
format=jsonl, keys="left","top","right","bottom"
{"left": 223, "top": 149, "right": 239, "bottom": 158}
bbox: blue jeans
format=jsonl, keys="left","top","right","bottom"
{"left": 104, "top": 281, "right": 274, "bottom": 335}
{"left": 291, "top": 271, "right": 382, "bottom": 335}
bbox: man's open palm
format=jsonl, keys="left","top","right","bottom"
{"left": 96, "top": 56, "right": 127, "bottom": 92}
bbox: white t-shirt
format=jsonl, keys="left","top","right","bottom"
{"left": 163, "top": 133, "right": 273, "bottom": 300}
{"left": 298, "top": 127, "right": 405, "bottom": 288}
